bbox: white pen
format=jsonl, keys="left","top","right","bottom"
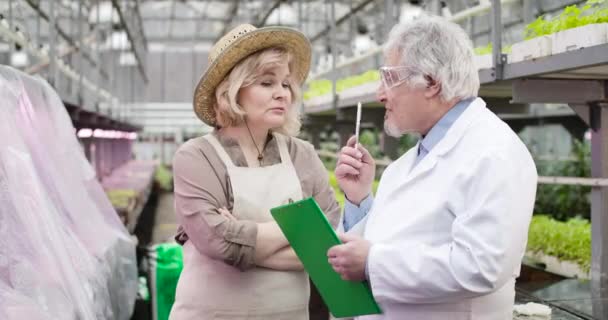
{"left": 355, "top": 102, "right": 362, "bottom": 150}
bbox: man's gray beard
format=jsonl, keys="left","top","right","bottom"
{"left": 384, "top": 120, "right": 403, "bottom": 138}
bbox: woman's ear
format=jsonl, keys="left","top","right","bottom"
{"left": 423, "top": 75, "right": 441, "bottom": 99}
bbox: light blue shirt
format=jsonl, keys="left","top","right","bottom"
{"left": 342, "top": 98, "right": 474, "bottom": 232}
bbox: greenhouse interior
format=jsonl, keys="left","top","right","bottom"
{"left": 1, "top": 0, "right": 608, "bottom": 319}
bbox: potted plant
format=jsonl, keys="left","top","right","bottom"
{"left": 473, "top": 43, "right": 512, "bottom": 69}
{"left": 525, "top": 215, "right": 591, "bottom": 279}
{"left": 510, "top": 0, "right": 608, "bottom": 62}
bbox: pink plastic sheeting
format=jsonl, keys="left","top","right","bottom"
{"left": 101, "top": 160, "right": 157, "bottom": 192}
{"left": 0, "top": 66, "right": 137, "bottom": 320}
{"left": 81, "top": 137, "right": 134, "bottom": 179}
{"left": 0, "top": 282, "right": 54, "bottom": 320}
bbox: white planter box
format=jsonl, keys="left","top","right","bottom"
{"left": 551, "top": 23, "right": 608, "bottom": 54}
{"left": 525, "top": 251, "right": 589, "bottom": 279}
{"left": 339, "top": 80, "right": 380, "bottom": 101}
{"left": 304, "top": 93, "right": 332, "bottom": 110}
{"left": 510, "top": 36, "right": 552, "bottom": 63}
{"left": 474, "top": 54, "right": 493, "bottom": 70}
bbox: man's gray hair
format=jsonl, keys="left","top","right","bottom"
{"left": 384, "top": 14, "right": 480, "bottom": 101}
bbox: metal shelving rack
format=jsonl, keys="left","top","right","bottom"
{"left": 302, "top": 1, "right": 608, "bottom": 318}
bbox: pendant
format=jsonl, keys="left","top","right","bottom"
{"left": 257, "top": 154, "right": 263, "bottom": 161}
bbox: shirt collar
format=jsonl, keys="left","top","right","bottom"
{"left": 420, "top": 98, "right": 474, "bottom": 154}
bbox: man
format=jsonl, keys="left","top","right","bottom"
{"left": 328, "top": 15, "right": 537, "bottom": 320}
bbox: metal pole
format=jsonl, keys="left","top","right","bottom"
{"left": 96, "top": 0, "right": 101, "bottom": 112}
{"left": 329, "top": 0, "right": 338, "bottom": 116}
{"left": 49, "top": 0, "right": 57, "bottom": 86}
{"left": 297, "top": 0, "right": 303, "bottom": 31}
{"left": 384, "top": 0, "right": 395, "bottom": 43}
{"left": 112, "top": 8, "right": 119, "bottom": 119}
{"left": 130, "top": 66, "right": 134, "bottom": 109}
{"left": 297, "top": 0, "right": 304, "bottom": 117}
{"left": 590, "top": 106, "right": 608, "bottom": 319}
{"left": 78, "top": 0, "right": 83, "bottom": 105}
{"left": 523, "top": 0, "right": 535, "bottom": 24}
{"left": 490, "top": 0, "right": 503, "bottom": 80}
{"left": 68, "top": 2, "right": 75, "bottom": 100}
{"left": 192, "top": 11, "right": 199, "bottom": 90}
{"left": 36, "top": 4, "right": 40, "bottom": 48}
{"left": 8, "top": 0, "right": 13, "bottom": 58}
{"left": 349, "top": 1, "right": 355, "bottom": 56}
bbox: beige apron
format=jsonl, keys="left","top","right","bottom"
{"left": 170, "top": 132, "right": 309, "bottom": 320}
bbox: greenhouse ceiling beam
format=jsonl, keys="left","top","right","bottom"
{"left": 25, "top": 34, "right": 97, "bottom": 74}
{"left": 450, "top": 0, "right": 518, "bottom": 23}
{"left": 135, "top": 0, "right": 148, "bottom": 50}
{"left": 310, "top": 0, "right": 376, "bottom": 42}
{"left": 22, "top": 0, "right": 108, "bottom": 80}
{"left": 255, "top": 0, "right": 285, "bottom": 27}
{"left": 111, "top": 0, "right": 149, "bottom": 83}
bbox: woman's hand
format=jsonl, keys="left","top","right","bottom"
{"left": 257, "top": 247, "right": 304, "bottom": 271}
{"left": 217, "top": 207, "right": 290, "bottom": 269}
{"left": 254, "top": 220, "right": 290, "bottom": 263}
{"left": 218, "top": 207, "right": 235, "bottom": 221}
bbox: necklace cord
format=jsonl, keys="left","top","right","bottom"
{"left": 245, "top": 120, "right": 264, "bottom": 164}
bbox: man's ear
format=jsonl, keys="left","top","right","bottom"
{"left": 423, "top": 75, "right": 441, "bottom": 99}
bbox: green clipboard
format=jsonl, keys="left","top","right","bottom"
{"left": 270, "top": 197, "right": 382, "bottom": 318}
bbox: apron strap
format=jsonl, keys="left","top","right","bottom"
{"left": 204, "top": 134, "right": 236, "bottom": 169}
{"left": 273, "top": 132, "right": 293, "bottom": 166}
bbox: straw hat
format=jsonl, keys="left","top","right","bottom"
{"left": 193, "top": 24, "right": 312, "bottom": 126}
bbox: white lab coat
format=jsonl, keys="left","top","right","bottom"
{"left": 348, "top": 98, "right": 537, "bottom": 320}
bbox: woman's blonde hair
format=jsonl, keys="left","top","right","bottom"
{"left": 213, "top": 47, "right": 302, "bottom": 136}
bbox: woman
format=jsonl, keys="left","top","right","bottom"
{"left": 169, "top": 24, "right": 341, "bottom": 320}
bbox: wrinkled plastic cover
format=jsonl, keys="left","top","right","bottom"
{"left": 0, "top": 66, "right": 138, "bottom": 320}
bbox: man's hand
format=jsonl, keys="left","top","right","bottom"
{"left": 335, "top": 136, "right": 376, "bottom": 205}
{"left": 327, "top": 233, "right": 372, "bottom": 281}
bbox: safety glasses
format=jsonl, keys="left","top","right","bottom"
{"left": 378, "top": 66, "right": 418, "bottom": 90}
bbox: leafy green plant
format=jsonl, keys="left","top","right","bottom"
{"left": 524, "top": 0, "right": 608, "bottom": 39}
{"left": 106, "top": 189, "right": 137, "bottom": 209}
{"left": 155, "top": 164, "right": 173, "bottom": 191}
{"left": 328, "top": 170, "right": 346, "bottom": 207}
{"left": 303, "top": 79, "right": 332, "bottom": 101}
{"left": 359, "top": 129, "right": 384, "bottom": 159}
{"left": 304, "top": 70, "right": 380, "bottom": 101}
{"left": 327, "top": 170, "right": 379, "bottom": 208}
{"left": 524, "top": 16, "right": 551, "bottom": 40}
{"left": 527, "top": 215, "right": 591, "bottom": 272}
{"left": 473, "top": 43, "right": 512, "bottom": 55}
{"left": 336, "top": 70, "right": 380, "bottom": 93}
{"left": 533, "top": 140, "right": 591, "bottom": 220}
{"left": 397, "top": 134, "right": 420, "bottom": 155}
